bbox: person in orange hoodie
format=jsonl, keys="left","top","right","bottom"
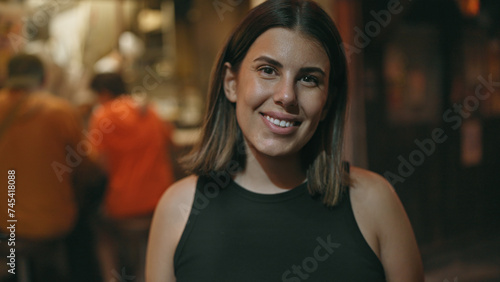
{"left": 88, "top": 72, "right": 175, "bottom": 282}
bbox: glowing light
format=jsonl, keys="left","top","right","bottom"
{"left": 457, "top": 0, "right": 480, "bottom": 17}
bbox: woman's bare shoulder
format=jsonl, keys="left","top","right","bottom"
{"left": 348, "top": 166, "right": 406, "bottom": 238}
{"left": 146, "top": 175, "right": 198, "bottom": 282}
{"left": 346, "top": 167, "right": 393, "bottom": 259}
{"left": 349, "top": 166, "right": 396, "bottom": 205}
{"left": 349, "top": 166, "right": 424, "bottom": 281}
{"left": 156, "top": 175, "right": 198, "bottom": 218}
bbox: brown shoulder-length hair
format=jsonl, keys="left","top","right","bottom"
{"left": 182, "top": 0, "right": 349, "bottom": 207}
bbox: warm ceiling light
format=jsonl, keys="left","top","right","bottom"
{"left": 457, "top": 0, "right": 480, "bottom": 17}
{"left": 137, "top": 9, "right": 163, "bottom": 33}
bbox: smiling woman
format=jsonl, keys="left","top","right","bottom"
{"left": 180, "top": 0, "right": 349, "bottom": 203}
{"left": 145, "top": 1, "right": 424, "bottom": 281}
{"left": 223, "top": 28, "right": 330, "bottom": 169}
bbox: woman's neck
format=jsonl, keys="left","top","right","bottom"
{"left": 233, "top": 142, "right": 306, "bottom": 194}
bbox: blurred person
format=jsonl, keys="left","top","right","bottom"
{"left": 0, "top": 54, "right": 82, "bottom": 281}
{"left": 146, "top": 0, "right": 424, "bottom": 281}
{"left": 89, "top": 72, "right": 175, "bottom": 282}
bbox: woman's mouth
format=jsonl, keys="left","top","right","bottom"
{"left": 261, "top": 114, "right": 301, "bottom": 128}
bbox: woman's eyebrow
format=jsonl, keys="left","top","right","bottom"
{"left": 300, "top": 67, "right": 326, "bottom": 76}
{"left": 253, "top": 56, "right": 283, "bottom": 68}
{"left": 253, "top": 56, "right": 326, "bottom": 76}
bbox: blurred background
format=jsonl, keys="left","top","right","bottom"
{"left": 0, "top": 0, "right": 499, "bottom": 281}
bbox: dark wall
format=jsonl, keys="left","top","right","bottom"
{"left": 362, "top": 0, "right": 500, "bottom": 246}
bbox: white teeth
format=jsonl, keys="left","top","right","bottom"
{"left": 265, "top": 115, "right": 295, "bottom": 128}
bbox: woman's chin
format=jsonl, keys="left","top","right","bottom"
{"left": 252, "top": 144, "right": 301, "bottom": 159}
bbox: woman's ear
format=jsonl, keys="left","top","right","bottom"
{"left": 223, "top": 62, "right": 237, "bottom": 103}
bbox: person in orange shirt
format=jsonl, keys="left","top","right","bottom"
{"left": 88, "top": 72, "right": 175, "bottom": 282}
{"left": 0, "top": 54, "right": 81, "bottom": 282}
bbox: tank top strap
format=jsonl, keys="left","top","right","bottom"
{"left": 173, "top": 175, "right": 209, "bottom": 267}
{"left": 340, "top": 161, "right": 384, "bottom": 272}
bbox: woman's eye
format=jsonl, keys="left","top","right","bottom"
{"left": 301, "top": 75, "right": 319, "bottom": 86}
{"left": 258, "top": 66, "right": 277, "bottom": 76}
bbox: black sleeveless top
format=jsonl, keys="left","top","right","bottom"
{"left": 174, "top": 170, "right": 386, "bottom": 281}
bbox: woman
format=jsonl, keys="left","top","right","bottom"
{"left": 146, "top": 1, "right": 424, "bottom": 281}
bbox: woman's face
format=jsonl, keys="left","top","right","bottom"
{"left": 224, "top": 27, "right": 330, "bottom": 159}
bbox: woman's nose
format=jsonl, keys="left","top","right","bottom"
{"left": 273, "top": 77, "right": 298, "bottom": 109}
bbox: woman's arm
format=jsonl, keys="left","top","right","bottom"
{"left": 146, "top": 175, "right": 197, "bottom": 282}
{"left": 350, "top": 167, "right": 424, "bottom": 282}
